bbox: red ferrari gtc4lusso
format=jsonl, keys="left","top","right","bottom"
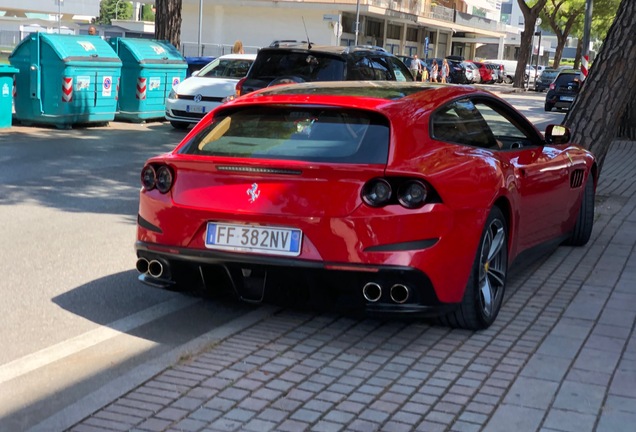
{"left": 136, "top": 81, "right": 596, "bottom": 329}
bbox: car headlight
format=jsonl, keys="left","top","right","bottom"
{"left": 168, "top": 89, "right": 177, "bottom": 99}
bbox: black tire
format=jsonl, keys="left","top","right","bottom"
{"left": 544, "top": 103, "right": 553, "bottom": 112}
{"left": 170, "top": 121, "right": 190, "bottom": 130}
{"left": 439, "top": 207, "right": 508, "bottom": 330}
{"left": 564, "top": 175, "right": 595, "bottom": 246}
{"left": 268, "top": 76, "right": 305, "bottom": 86}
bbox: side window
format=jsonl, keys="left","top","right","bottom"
{"left": 368, "top": 57, "right": 393, "bottom": 80}
{"left": 431, "top": 99, "right": 498, "bottom": 149}
{"left": 387, "top": 57, "right": 413, "bottom": 82}
{"left": 472, "top": 101, "right": 536, "bottom": 149}
{"left": 350, "top": 57, "right": 374, "bottom": 80}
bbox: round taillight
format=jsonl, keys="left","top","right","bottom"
{"left": 155, "top": 166, "right": 174, "bottom": 194}
{"left": 141, "top": 165, "right": 156, "bottom": 190}
{"left": 398, "top": 180, "right": 428, "bottom": 209}
{"left": 362, "top": 179, "right": 392, "bottom": 207}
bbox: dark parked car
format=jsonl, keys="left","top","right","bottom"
{"left": 545, "top": 69, "right": 583, "bottom": 111}
{"left": 535, "top": 66, "right": 573, "bottom": 92}
{"left": 236, "top": 44, "right": 413, "bottom": 95}
{"left": 397, "top": 55, "right": 429, "bottom": 81}
{"left": 445, "top": 57, "right": 470, "bottom": 84}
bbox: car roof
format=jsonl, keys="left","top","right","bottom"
{"left": 256, "top": 44, "right": 389, "bottom": 56}
{"left": 218, "top": 53, "right": 257, "bottom": 60}
{"left": 230, "top": 81, "right": 492, "bottom": 114}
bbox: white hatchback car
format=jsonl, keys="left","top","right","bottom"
{"left": 165, "top": 53, "right": 256, "bottom": 129}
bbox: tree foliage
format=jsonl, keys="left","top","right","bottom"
{"left": 540, "top": 0, "right": 620, "bottom": 68}
{"left": 540, "top": 0, "right": 584, "bottom": 68}
{"left": 141, "top": 4, "right": 156, "bottom": 22}
{"left": 155, "top": 0, "right": 182, "bottom": 49}
{"left": 95, "top": 0, "right": 133, "bottom": 25}
{"left": 564, "top": 0, "right": 636, "bottom": 174}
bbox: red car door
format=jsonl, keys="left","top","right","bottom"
{"left": 508, "top": 144, "right": 572, "bottom": 249}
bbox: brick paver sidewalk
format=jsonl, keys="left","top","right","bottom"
{"left": 68, "top": 141, "right": 636, "bottom": 432}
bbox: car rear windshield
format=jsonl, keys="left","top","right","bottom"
{"left": 249, "top": 51, "right": 346, "bottom": 82}
{"left": 198, "top": 58, "right": 254, "bottom": 78}
{"left": 180, "top": 106, "right": 390, "bottom": 164}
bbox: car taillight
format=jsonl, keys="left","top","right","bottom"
{"left": 141, "top": 164, "right": 174, "bottom": 194}
{"left": 362, "top": 178, "right": 434, "bottom": 209}
{"left": 549, "top": 83, "right": 556, "bottom": 90}
{"left": 235, "top": 77, "right": 247, "bottom": 96}
{"left": 141, "top": 165, "right": 156, "bottom": 191}
{"left": 362, "top": 179, "right": 392, "bottom": 207}
{"left": 397, "top": 180, "right": 428, "bottom": 209}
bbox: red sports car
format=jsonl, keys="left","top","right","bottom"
{"left": 135, "top": 82, "right": 596, "bottom": 329}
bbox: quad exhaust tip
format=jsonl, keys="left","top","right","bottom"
{"left": 390, "top": 284, "right": 410, "bottom": 304}
{"left": 136, "top": 257, "right": 164, "bottom": 279}
{"left": 136, "top": 257, "right": 149, "bottom": 274}
{"left": 362, "top": 282, "right": 382, "bottom": 303}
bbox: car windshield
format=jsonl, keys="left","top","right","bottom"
{"left": 198, "top": 58, "right": 254, "bottom": 78}
{"left": 180, "top": 106, "right": 390, "bottom": 164}
{"left": 250, "top": 52, "right": 346, "bottom": 82}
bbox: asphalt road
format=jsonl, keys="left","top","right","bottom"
{"left": 0, "top": 120, "right": 254, "bottom": 430}
{"left": 0, "top": 90, "right": 564, "bottom": 430}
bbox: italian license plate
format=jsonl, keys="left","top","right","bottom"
{"left": 186, "top": 105, "right": 205, "bottom": 113}
{"left": 205, "top": 223, "right": 302, "bottom": 256}
{"left": 561, "top": 96, "right": 575, "bottom": 102}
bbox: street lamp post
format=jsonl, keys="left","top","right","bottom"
{"left": 355, "top": 0, "right": 360, "bottom": 45}
{"left": 115, "top": 0, "right": 123, "bottom": 21}
{"left": 534, "top": 30, "right": 542, "bottom": 85}
{"left": 58, "top": 0, "right": 63, "bottom": 33}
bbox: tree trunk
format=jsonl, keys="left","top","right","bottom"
{"left": 513, "top": 0, "right": 548, "bottom": 88}
{"left": 155, "top": 0, "right": 182, "bottom": 50}
{"left": 552, "top": 34, "right": 565, "bottom": 68}
{"left": 564, "top": 0, "right": 636, "bottom": 175}
{"left": 573, "top": 38, "right": 582, "bottom": 70}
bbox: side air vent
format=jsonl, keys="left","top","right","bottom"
{"left": 216, "top": 166, "right": 302, "bottom": 175}
{"left": 570, "top": 169, "right": 585, "bottom": 188}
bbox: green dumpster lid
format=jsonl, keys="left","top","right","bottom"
{"left": 0, "top": 65, "right": 19, "bottom": 74}
{"left": 110, "top": 38, "right": 186, "bottom": 65}
{"left": 14, "top": 33, "right": 122, "bottom": 64}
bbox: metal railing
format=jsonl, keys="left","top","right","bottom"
{"left": 180, "top": 42, "right": 261, "bottom": 58}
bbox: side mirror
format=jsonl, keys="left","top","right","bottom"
{"left": 545, "top": 124, "right": 571, "bottom": 145}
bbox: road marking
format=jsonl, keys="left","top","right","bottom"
{"left": 0, "top": 296, "right": 199, "bottom": 385}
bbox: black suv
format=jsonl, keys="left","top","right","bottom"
{"left": 236, "top": 44, "right": 413, "bottom": 95}
{"left": 545, "top": 69, "right": 583, "bottom": 111}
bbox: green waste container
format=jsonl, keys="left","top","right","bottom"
{"left": 109, "top": 38, "right": 187, "bottom": 122}
{"left": 9, "top": 32, "right": 122, "bottom": 128}
{"left": 0, "top": 65, "right": 18, "bottom": 128}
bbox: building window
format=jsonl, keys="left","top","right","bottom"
{"left": 406, "top": 27, "right": 419, "bottom": 42}
{"left": 342, "top": 15, "right": 356, "bottom": 34}
{"left": 366, "top": 20, "right": 383, "bottom": 38}
{"left": 387, "top": 24, "right": 401, "bottom": 40}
